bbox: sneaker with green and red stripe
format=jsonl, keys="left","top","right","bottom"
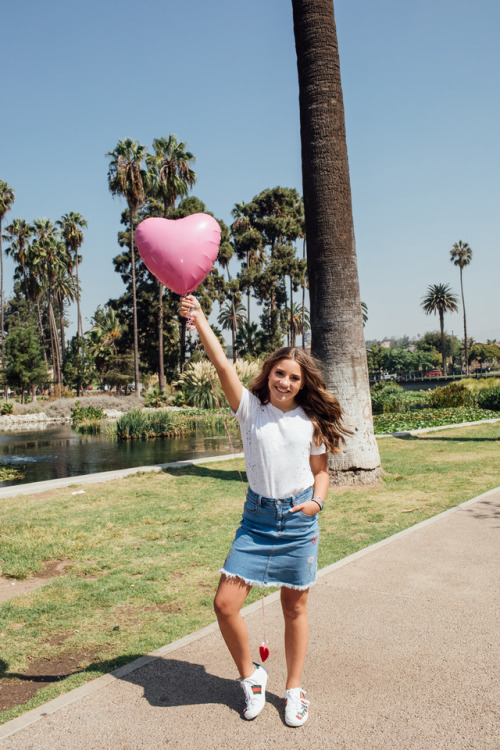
{"left": 240, "top": 664, "right": 268, "bottom": 720}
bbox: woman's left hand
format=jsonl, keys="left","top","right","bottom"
{"left": 289, "top": 501, "right": 320, "bottom": 516}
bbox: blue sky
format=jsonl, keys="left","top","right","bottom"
{"left": 2, "top": 0, "right": 499, "bottom": 343}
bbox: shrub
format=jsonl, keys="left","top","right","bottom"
{"left": 71, "top": 401, "right": 106, "bottom": 433}
{"left": 477, "top": 386, "right": 500, "bottom": 411}
{"left": 177, "top": 360, "right": 225, "bottom": 409}
{"left": 428, "top": 382, "right": 474, "bottom": 409}
{"left": 116, "top": 408, "right": 191, "bottom": 440}
{"left": 370, "top": 383, "right": 430, "bottom": 414}
{"left": 1, "top": 402, "right": 13, "bottom": 415}
{"left": 144, "top": 387, "right": 177, "bottom": 408}
{"left": 235, "top": 359, "right": 261, "bottom": 388}
{"left": 370, "top": 383, "right": 406, "bottom": 414}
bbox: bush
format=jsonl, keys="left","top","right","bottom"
{"left": 144, "top": 387, "right": 177, "bottom": 408}
{"left": 115, "top": 408, "right": 191, "bottom": 440}
{"left": 1, "top": 402, "right": 13, "bottom": 415}
{"left": 177, "top": 360, "right": 225, "bottom": 409}
{"left": 428, "top": 382, "right": 474, "bottom": 409}
{"left": 235, "top": 359, "right": 261, "bottom": 388}
{"left": 71, "top": 401, "right": 106, "bottom": 433}
{"left": 177, "top": 358, "right": 261, "bottom": 409}
{"left": 477, "top": 386, "right": 500, "bottom": 411}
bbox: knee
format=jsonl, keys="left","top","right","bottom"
{"left": 214, "top": 590, "right": 238, "bottom": 620}
{"left": 281, "top": 595, "right": 308, "bottom": 622}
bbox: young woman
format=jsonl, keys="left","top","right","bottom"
{"left": 179, "top": 295, "right": 348, "bottom": 727}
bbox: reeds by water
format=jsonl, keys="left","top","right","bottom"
{"left": 115, "top": 408, "right": 236, "bottom": 440}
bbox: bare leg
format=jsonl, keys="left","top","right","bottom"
{"left": 281, "top": 586, "right": 310, "bottom": 689}
{"left": 214, "top": 575, "right": 254, "bottom": 679}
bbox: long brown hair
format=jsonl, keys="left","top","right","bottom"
{"left": 250, "top": 347, "right": 350, "bottom": 453}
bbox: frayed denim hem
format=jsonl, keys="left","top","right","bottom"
{"left": 219, "top": 568, "right": 316, "bottom": 591}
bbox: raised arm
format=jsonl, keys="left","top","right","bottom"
{"left": 179, "top": 295, "right": 242, "bottom": 413}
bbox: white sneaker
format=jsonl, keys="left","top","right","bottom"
{"left": 240, "top": 664, "right": 268, "bottom": 720}
{"left": 285, "top": 687, "right": 310, "bottom": 727}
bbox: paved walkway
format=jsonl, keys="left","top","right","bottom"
{"left": 1, "top": 481, "right": 498, "bottom": 749}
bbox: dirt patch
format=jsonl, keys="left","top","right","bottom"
{"left": 0, "top": 559, "right": 68, "bottom": 603}
{"left": 0, "top": 649, "right": 97, "bottom": 713}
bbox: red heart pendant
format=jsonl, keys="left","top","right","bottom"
{"left": 259, "top": 642, "right": 270, "bottom": 662}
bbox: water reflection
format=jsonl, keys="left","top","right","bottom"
{"left": 0, "top": 425, "right": 243, "bottom": 487}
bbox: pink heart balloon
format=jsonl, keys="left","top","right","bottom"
{"left": 134, "top": 214, "right": 221, "bottom": 296}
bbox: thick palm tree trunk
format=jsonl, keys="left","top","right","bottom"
{"left": 292, "top": 0, "right": 381, "bottom": 484}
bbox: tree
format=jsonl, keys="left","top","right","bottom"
{"left": 3, "top": 218, "right": 32, "bottom": 303}
{"left": 292, "top": 0, "right": 381, "bottom": 483}
{"left": 450, "top": 240, "right": 473, "bottom": 375}
{"left": 5, "top": 322, "right": 48, "bottom": 402}
{"left": 0, "top": 180, "right": 15, "bottom": 370}
{"left": 88, "top": 304, "right": 123, "bottom": 383}
{"left": 107, "top": 138, "right": 147, "bottom": 394}
{"left": 62, "top": 335, "right": 96, "bottom": 396}
{"left": 146, "top": 135, "right": 196, "bottom": 392}
{"left": 287, "top": 301, "right": 310, "bottom": 347}
{"left": 57, "top": 212, "right": 87, "bottom": 337}
{"left": 468, "top": 343, "right": 500, "bottom": 373}
{"left": 218, "top": 298, "right": 246, "bottom": 362}
{"left": 235, "top": 320, "right": 261, "bottom": 358}
{"left": 420, "top": 284, "right": 459, "bottom": 374}
{"left": 361, "top": 302, "right": 368, "bottom": 327}
{"left": 52, "top": 264, "right": 77, "bottom": 356}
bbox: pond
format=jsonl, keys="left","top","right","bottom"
{"left": 0, "top": 425, "right": 243, "bottom": 488}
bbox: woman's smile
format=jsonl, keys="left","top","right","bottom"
{"left": 268, "top": 359, "right": 303, "bottom": 411}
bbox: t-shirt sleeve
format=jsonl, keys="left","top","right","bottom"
{"left": 310, "top": 441, "right": 326, "bottom": 455}
{"left": 231, "top": 385, "right": 251, "bottom": 421}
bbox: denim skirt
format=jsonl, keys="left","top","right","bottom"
{"left": 220, "top": 486, "right": 319, "bottom": 590}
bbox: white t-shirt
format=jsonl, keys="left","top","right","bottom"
{"left": 232, "top": 387, "right": 326, "bottom": 499}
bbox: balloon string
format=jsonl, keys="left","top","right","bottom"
{"left": 185, "top": 298, "right": 268, "bottom": 658}
{"left": 261, "top": 595, "right": 267, "bottom": 643}
{"left": 184, "top": 305, "right": 246, "bottom": 495}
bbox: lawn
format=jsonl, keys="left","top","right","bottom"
{"left": 1, "top": 420, "right": 499, "bottom": 723}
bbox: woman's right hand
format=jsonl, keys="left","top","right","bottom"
{"left": 179, "top": 295, "right": 203, "bottom": 326}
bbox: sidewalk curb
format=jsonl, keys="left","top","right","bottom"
{"left": 1, "top": 484, "right": 498, "bottom": 741}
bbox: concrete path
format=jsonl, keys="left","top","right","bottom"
{"left": 1, "top": 488, "right": 499, "bottom": 749}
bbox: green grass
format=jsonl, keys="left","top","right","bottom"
{"left": 1, "top": 421, "right": 500, "bottom": 723}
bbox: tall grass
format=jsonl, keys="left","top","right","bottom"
{"left": 115, "top": 408, "right": 237, "bottom": 440}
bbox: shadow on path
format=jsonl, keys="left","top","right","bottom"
{"left": 120, "top": 657, "right": 281, "bottom": 720}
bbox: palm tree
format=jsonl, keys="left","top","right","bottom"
{"left": 52, "top": 265, "right": 78, "bottom": 356}
{"left": 235, "top": 320, "right": 260, "bottom": 358}
{"left": 146, "top": 136, "right": 196, "bottom": 391}
{"left": 421, "top": 283, "right": 459, "bottom": 374}
{"left": 287, "top": 302, "right": 310, "bottom": 347}
{"left": 3, "top": 218, "right": 32, "bottom": 303}
{"left": 361, "top": 301, "right": 368, "bottom": 327}
{"left": 57, "top": 212, "right": 87, "bottom": 338}
{"left": 107, "top": 139, "right": 147, "bottom": 394}
{"left": 450, "top": 241, "right": 473, "bottom": 375}
{"left": 0, "top": 180, "right": 15, "bottom": 368}
{"left": 218, "top": 298, "right": 246, "bottom": 362}
{"left": 31, "top": 234, "right": 69, "bottom": 390}
{"left": 292, "top": 0, "right": 381, "bottom": 482}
